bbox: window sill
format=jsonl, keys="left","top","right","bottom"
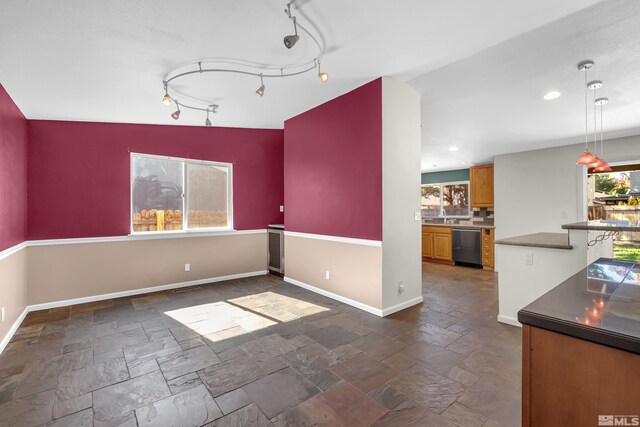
{"left": 127, "top": 228, "right": 256, "bottom": 240}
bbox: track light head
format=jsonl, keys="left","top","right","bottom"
{"left": 171, "top": 102, "right": 181, "bottom": 120}
{"left": 256, "top": 74, "right": 265, "bottom": 97}
{"left": 318, "top": 72, "right": 329, "bottom": 83}
{"left": 162, "top": 94, "right": 171, "bottom": 106}
{"left": 284, "top": 34, "right": 299, "bottom": 49}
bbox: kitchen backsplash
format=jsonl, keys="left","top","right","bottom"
{"left": 422, "top": 207, "right": 494, "bottom": 226}
{"left": 473, "top": 207, "right": 494, "bottom": 220}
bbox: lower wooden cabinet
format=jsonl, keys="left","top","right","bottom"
{"left": 422, "top": 226, "right": 452, "bottom": 263}
{"left": 482, "top": 228, "right": 495, "bottom": 269}
{"left": 433, "top": 234, "right": 452, "bottom": 261}
{"left": 522, "top": 325, "right": 640, "bottom": 427}
{"left": 422, "top": 232, "right": 434, "bottom": 259}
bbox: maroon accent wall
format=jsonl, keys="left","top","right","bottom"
{"left": 27, "top": 120, "right": 284, "bottom": 239}
{"left": 0, "top": 84, "right": 28, "bottom": 251}
{"left": 284, "top": 79, "right": 382, "bottom": 240}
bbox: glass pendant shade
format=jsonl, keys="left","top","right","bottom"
{"left": 594, "top": 163, "right": 612, "bottom": 172}
{"left": 576, "top": 151, "right": 596, "bottom": 165}
{"left": 588, "top": 157, "right": 605, "bottom": 169}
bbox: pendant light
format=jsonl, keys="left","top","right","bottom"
{"left": 576, "top": 61, "right": 596, "bottom": 165}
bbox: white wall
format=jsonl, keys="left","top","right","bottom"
{"left": 494, "top": 134, "right": 640, "bottom": 325}
{"left": 381, "top": 76, "right": 423, "bottom": 312}
{"left": 495, "top": 134, "right": 640, "bottom": 242}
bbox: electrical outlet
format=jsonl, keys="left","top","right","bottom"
{"left": 325, "top": 271, "right": 330, "bottom": 280}
{"left": 280, "top": 205, "right": 284, "bottom": 212}
{"left": 398, "top": 280, "right": 405, "bottom": 294}
{"left": 414, "top": 211, "right": 421, "bottom": 221}
{"left": 1, "top": 307, "right": 5, "bottom": 323}
{"left": 185, "top": 263, "right": 191, "bottom": 272}
{"left": 525, "top": 253, "right": 534, "bottom": 265}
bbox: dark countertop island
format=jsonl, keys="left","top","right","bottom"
{"left": 518, "top": 257, "right": 640, "bottom": 354}
{"left": 519, "top": 258, "right": 640, "bottom": 425}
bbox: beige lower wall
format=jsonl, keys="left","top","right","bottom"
{"left": 285, "top": 235, "right": 382, "bottom": 310}
{"left": 0, "top": 247, "right": 28, "bottom": 345}
{"left": 27, "top": 233, "right": 267, "bottom": 305}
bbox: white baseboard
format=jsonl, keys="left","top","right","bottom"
{"left": 283, "top": 277, "right": 423, "bottom": 318}
{"left": 0, "top": 270, "right": 268, "bottom": 355}
{"left": 381, "top": 296, "right": 424, "bottom": 317}
{"left": 0, "top": 307, "right": 29, "bottom": 356}
{"left": 284, "top": 276, "right": 384, "bottom": 317}
{"left": 497, "top": 314, "right": 521, "bottom": 328}
{"left": 28, "top": 270, "right": 268, "bottom": 312}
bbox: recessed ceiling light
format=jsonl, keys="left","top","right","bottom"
{"left": 461, "top": 161, "right": 467, "bottom": 165}
{"left": 544, "top": 91, "right": 561, "bottom": 100}
{"left": 449, "top": 146, "right": 459, "bottom": 152}
{"left": 432, "top": 164, "right": 438, "bottom": 168}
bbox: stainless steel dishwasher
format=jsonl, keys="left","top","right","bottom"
{"left": 452, "top": 227, "right": 482, "bottom": 267}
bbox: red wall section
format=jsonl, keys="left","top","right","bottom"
{"left": 27, "top": 121, "right": 284, "bottom": 239}
{"left": 284, "top": 79, "right": 382, "bottom": 240}
{"left": 0, "top": 84, "right": 28, "bottom": 251}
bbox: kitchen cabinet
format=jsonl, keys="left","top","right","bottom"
{"left": 482, "top": 228, "right": 494, "bottom": 269}
{"left": 422, "top": 231, "right": 434, "bottom": 259}
{"left": 422, "top": 226, "right": 452, "bottom": 263}
{"left": 470, "top": 164, "right": 494, "bottom": 208}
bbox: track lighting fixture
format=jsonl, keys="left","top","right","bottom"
{"left": 256, "top": 74, "right": 265, "bottom": 97}
{"left": 283, "top": 3, "right": 299, "bottom": 49}
{"left": 316, "top": 60, "right": 329, "bottom": 82}
{"left": 171, "top": 102, "right": 181, "bottom": 120}
{"left": 315, "top": 59, "right": 329, "bottom": 83}
{"left": 162, "top": 83, "right": 172, "bottom": 105}
{"left": 159, "top": 3, "right": 328, "bottom": 120}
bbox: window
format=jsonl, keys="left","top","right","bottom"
{"left": 421, "top": 181, "right": 470, "bottom": 218}
{"left": 131, "top": 153, "right": 232, "bottom": 233}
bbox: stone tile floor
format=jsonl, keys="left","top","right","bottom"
{"left": 0, "top": 262, "right": 521, "bottom": 426}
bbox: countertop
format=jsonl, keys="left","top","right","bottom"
{"left": 422, "top": 223, "right": 495, "bottom": 229}
{"left": 562, "top": 220, "right": 640, "bottom": 232}
{"left": 494, "top": 232, "right": 573, "bottom": 250}
{"left": 518, "top": 258, "right": 640, "bottom": 355}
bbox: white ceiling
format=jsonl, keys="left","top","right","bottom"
{"left": 2, "top": 0, "right": 628, "bottom": 171}
{"left": 413, "top": 0, "right": 640, "bottom": 171}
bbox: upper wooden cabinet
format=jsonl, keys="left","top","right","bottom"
{"left": 470, "top": 164, "right": 494, "bottom": 208}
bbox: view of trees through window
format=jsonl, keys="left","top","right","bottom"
{"left": 588, "top": 166, "right": 640, "bottom": 261}
{"left": 421, "top": 182, "right": 470, "bottom": 218}
{"left": 131, "top": 154, "right": 231, "bottom": 232}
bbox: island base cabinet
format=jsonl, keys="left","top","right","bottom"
{"left": 522, "top": 325, "right": 640, "bottom": 427}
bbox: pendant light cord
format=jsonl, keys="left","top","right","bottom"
{"left": 584, "top": 67, "right": 589, "bottom": 151}
{"left": 593, "top": 86, "right": 598, "bottom": 153}
{"left": 600, "top": 102, "right": 604, "bottom": 158}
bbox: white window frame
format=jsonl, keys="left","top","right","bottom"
{"left": 130, "top": 152, "right": 234, "bottom": 235}
{"left": 421, "top": 180, "right": 471, "bottom": 219}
